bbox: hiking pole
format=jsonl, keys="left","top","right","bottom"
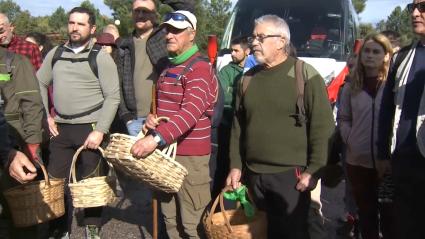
{"left": 151, "top": 85, "right": 158, "bottom": 239}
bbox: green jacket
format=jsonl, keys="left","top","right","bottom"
{"left": 229, "top": 57, "right": 334, "bottom": 175}
{"left": 218, "top": 62, "right": 243, "bottom": 126}
{"left": 0, "top": 48, "right": 43, "bottom": 145}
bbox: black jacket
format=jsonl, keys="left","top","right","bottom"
{"left": 117, "top": 0, "right": 194, "bottom": 123}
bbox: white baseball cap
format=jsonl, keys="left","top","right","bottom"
{"left": 161, "top": 10, "right": 197, "bottom": 30}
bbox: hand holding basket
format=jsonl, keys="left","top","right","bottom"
{"left": 203, "top": 185, "right": 268, "bottom": 239}
{"left": 104, "top": 117, "right": 188, "bottom": 193}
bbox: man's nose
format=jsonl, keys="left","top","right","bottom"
{"left": 71, "top": 24, "right": 79, "bottom": 31}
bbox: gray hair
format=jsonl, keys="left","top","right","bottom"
{"left": 255, "top": 15, "right": 291, "bottom": 52}
{"left": 0, "top": 13, "right": 10, "bottom": 24}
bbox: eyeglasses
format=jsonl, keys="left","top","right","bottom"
{"left": 248, "top": 34, "right": 282, "bottom": 43}
{"left": 164, "top": 12, "right": 194, "bottom": 29}
{"left": 407, "top": 2, "right": 425, "bottom": 13}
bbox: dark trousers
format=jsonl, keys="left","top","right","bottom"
{"left": 210, "top": 125, "right": 231, "bottom": 198}
{"left": 346, "top": 164, "right": 379, "bottom": 239}
{"left": 48, "top": 123, "right": 105, "bottom": 232}
{"left": 392, "top": 152, "right": 425, "bottom": 239}
{"left": 246, "top": 168, "right": 310, "bottom": 239}
{"left": 346, "top": 163, "right": 396, "bottom": 239}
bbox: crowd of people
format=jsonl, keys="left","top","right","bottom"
{"left": 1, "top": 0, "right": 425, "bottom": 239}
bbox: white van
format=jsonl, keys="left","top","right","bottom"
{"left": 216, "top": 0, "right": 359, "bottom": 84}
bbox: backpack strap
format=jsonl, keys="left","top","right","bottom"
{"left": 88, "top": 44, "right": 101, "bottom": 78}
{"left": 293, "top": 59, "right": 307, "bottom": 126}
{"left": 175, "top": 56, "right": 220, "bottom": 104}
{"left": 51, "top": 44, "right": 66, "bottom": 69}
{"left": 51, "top": 44, "right": 101, "bottom": 78}
{"left": 176, "top": 56, "right": 209, "bottom": 81}
{"left": 238, "top": 65, "right": 264, "bottom": 98}
{"left": 5, "top": 51, "right": 14, "bottom": 74}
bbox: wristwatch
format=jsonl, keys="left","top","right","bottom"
{"left": 150, "top": 130, "right": 165, "bottom": 147}
{"left": 153, "top": 134, "right": 161, "bottom": 144}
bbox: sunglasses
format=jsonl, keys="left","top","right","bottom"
{"left": 164, "top": 13, "right": 194, "bottom": 29}
{"left": 133, "top": 7, "right": 156, "bottom": 17}
{"left": 407, "top": 2, "right": 425, "bottom": 13}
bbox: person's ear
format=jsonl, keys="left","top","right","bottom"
{"left": 188, "top": 29, "right": 196, "bottom": 42}
{"left": 276, "top": 37, "right": 285, "bottom": 51}
{"left": 90, "top": 25, "right": 97, "bottom": 35}
{"left": 245, "top": 48, "right": 251, "bottom": 56}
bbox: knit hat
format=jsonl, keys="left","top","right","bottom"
{"left": 96, "top": 33, "right": 115, "bottom": 46}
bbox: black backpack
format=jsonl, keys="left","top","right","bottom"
{"left": 51, "top": 44, "right": 102, "bottom": 78}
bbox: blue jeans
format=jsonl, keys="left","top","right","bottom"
{"left": 126, "top": 117, "right": 146, "bottom": 136}
{"left": 122, "top": 117, "right": 152, "bottom": 207}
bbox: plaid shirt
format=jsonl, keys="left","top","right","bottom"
{"left": 7, "top": 35, "right": 42, "bottom": 70}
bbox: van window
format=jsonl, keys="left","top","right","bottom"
{"left": 226, "top": 0, "right": 347, "bottom": 60}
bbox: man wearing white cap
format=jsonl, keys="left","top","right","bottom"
{"left": 131, "top": 10, "right": 218, "bottom": 239}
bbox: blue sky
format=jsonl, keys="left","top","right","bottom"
{"left": 14, "top": 0, "right": 411, "bottom": 24}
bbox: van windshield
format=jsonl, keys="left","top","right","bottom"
{"left": 230, "top": 0, "right": 345, "bottom": 59}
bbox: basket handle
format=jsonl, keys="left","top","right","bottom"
{"left": 68, "top": 146, "right": 111, "bottom": 184}
{"left": 205, "top": 186, "right": 234, "bottom": 233}
{"left": 161, "top": 142, "right": 177, "bottom": 161}
{"left": 35, "top": 160, "right": 50, "bottom": 187}
{"left": 137, "top": 116, "right": 170, "bottom": 139}
{"left": 206, "top": 185, "right": 258, "bottom": 234}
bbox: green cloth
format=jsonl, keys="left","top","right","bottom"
{"left": 218, "top": 62, "right": 244, "bottom": 126}
{"left": 223, "top": 185, "right": 255, "bottom": 218}
{"left": 0, "top": 48, "right": 44, "bottom": 144}
{"left": 0, "top": 74, "right": 10, "bottom": 81}
{"left": 169, "top": 44, "right": 199, "bottom": 65}
{"left": 229, "top": 56, "right": 334, "bottom": 175}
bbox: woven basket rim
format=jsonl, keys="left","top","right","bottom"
{"left": 104, "top": 130, "right": 189, "bottom": 192}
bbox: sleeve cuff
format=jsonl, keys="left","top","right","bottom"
{"left": 120, "top": 112, "right": 136, "bottom": 124}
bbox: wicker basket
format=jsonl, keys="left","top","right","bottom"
{"left": 104, "top": 117, "right": 188, "bottom": 193}
{"left": 203, "top": 186, "right": 267, "bottom": 239}
{"left": 3, "top": 161, "right": 65, "bottom": 227}
{"left": 68, "top": 146, "right": 116, "bottom": 208}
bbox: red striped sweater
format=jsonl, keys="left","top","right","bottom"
{"left": 155, "top": 53, "right": 218, "bottom": 156}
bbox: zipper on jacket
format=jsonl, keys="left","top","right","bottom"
{"left": 371, "top": 96, "right": 376, "bottom": 169}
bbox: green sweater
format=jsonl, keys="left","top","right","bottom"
{"left": 218, "top": 62, "right": 244, "bottom": 126}
{"left": 229, "top": 56, "right": 334, "bottom": 174}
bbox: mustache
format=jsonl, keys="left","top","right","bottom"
{"left": 70, "top": 31, "right": 81, "bottom": 35}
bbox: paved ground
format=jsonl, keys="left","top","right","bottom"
{"left": 69, "top": 166, "right": 355, "bottom": 239}
{"left": 71, "top": 173, "right": 157, "bottom": 239}
{"left": 0, "top": 165, "right": 355, "bottom": 239}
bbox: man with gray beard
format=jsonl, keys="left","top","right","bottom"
{"left": 226, "top": 15, "right": 334, "bottom": 239}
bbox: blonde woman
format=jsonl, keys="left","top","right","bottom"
{"left": 337, "top": 33, "right": 394, "bottom": 239}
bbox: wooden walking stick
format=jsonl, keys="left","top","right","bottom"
{"left": 151, "top": 84, "right": 158, "bottom": 239}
